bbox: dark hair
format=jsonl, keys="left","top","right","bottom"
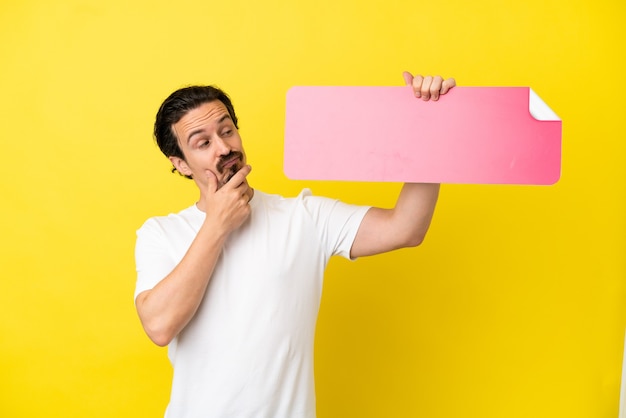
{"left": 154, "top": 85, "right": 239, "bottom": 178}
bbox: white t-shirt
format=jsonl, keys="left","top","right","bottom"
{"left": 135, "top": 189, "right": 370, "bottom": 418}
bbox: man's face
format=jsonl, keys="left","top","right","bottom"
{"left": 170, "top": 100, "right": 246, "bottom": 189}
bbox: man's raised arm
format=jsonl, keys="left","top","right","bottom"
{"left": 350, "top": 73, "right": 455, "bottom": 258}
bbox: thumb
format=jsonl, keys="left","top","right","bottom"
{"left": 206, "top": 170, "right": 218, "bottom": 194}
{"left": 402, "top": 71, "right": 413, "bottom": 86}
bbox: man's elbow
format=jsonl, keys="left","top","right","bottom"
{"left": 136, "top": 293, "right": 176, "bottom": 347}
{"left": 151, "top": 334, "right": 173, "bottom": 348}
{"left": 400, "top": 226, "right": 430, "bottom": 248}
{"left": 137, "top": 306, "right": 175, "bottom": 346}
{"left": 142, "top": 320, "right": 175, "bottom": 347}
{"left": 403, "top": 233, "right": 426, "bottom": 248}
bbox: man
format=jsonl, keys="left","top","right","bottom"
{"left": 135, "top": 72, "right": 455, "bottom": 417}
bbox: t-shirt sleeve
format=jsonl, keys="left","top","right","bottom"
{"left": 134, "top": 218, "right": 177, "bottom": 301}
{"left": 300, "top": 189, "right": 370, "bottom": 260}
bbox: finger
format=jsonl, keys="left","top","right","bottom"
{"left": 420, "top": 76, "right": 433, "bottom": 100}
{"left": 440, "top": 77, "right": 456, "bottom": 95}
{"left": 430, "top": 75, "right": 444, "bottom": 101}
{"left": 412, "top": 74, "right": 424, "bottom": 98}
{"left": 402, "top": 71, "right": 413, "bottom": 86}
{"left": 225, "top": 164, "right": 252, "bottom": 189}
{"left": 206, "top": 170, "right": 218, "bottom": 194}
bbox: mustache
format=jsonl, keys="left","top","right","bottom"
{"left": 217, "top": 151, "right": 243, "bottom": 174}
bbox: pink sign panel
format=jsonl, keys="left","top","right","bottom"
{"left": 284, "top": 86, "right": 561, "bottom": 185}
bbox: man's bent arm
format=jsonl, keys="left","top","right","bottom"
{"left": 135, "top": 220, "right": 229, "bottom": 346}
{"left": 135, "top": 166, "right": 252, "bottom": 347}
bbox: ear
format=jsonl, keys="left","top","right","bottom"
{"left": 168, "top": 156, "right": 193, "bottom": 177}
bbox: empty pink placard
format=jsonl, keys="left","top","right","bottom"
{"left": 284, "top": 86, "right": 561, "bottom": 185}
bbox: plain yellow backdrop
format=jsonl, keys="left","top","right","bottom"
{"left": 1, "top": 0, "right": 624, "bottom": 417}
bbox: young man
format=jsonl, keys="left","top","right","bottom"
{"left": 135, "top": 72, "right": 455, "bottom": 418}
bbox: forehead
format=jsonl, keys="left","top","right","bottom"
{"left": 173, "top": 100, "right": 231, "bottom": 140}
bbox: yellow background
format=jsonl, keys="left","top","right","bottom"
{"left": 1, "top": 0, "right": 624, "bottom": 417}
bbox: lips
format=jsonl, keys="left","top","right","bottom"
{"left": 222, "top": 157, "right": 239, "bottom": 169}
{"left": 218, "top": 152, "right": 243, "bottom": 173}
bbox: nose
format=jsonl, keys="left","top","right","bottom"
{"left": 214, "top": 136, "right": 231, "bottom": 156}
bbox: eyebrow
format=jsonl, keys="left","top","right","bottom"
{"left": 186, "top": 114, "right": 232, "bottom": 144}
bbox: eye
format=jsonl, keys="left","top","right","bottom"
{"left": 198, "top": 139, "right": 210, "bottom": 148}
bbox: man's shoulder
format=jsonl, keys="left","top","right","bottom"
{"left": 255, "top": 188, "right": 363, "bottom": 221}
{"left": 253, "top": 188, "right": 327, "bottom": 210}
{"left": 137, "top": 204, "right": 202, "bottom": 233}
{"left": 254, "top": 188, "right": 313, "bottom": 201}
